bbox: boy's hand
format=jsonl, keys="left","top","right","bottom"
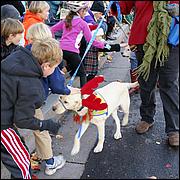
{"left": 39, "top": 119, "right": 61, "bottom": 135}
{"left": 68, "top": 86, "right": 80, "bottom": 95}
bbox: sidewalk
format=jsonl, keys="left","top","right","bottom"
{"left": 1, "top": 24, "right": 130, "bottom": 179}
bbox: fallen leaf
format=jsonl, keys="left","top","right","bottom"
{"left": 56, "top": 134, "right": 64, "bottom": 139}
{"left": 107, "top": 55, "right": 113, "bottom": 61}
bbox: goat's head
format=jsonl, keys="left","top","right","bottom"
{"left": 52, "top": 93, "right": 82, "bottom": 114}
{"left": 52, "top": 76, "right": 108, "bottom": 115}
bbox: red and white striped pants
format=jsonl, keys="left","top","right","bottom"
{"left": 1, "top": 128, "right": 31, "bottom": 179}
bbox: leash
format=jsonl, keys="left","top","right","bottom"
{"left": 113, "top": 15, "right": 129, "bottom": 40}
{"left": 67, "top": 1, "right": 114, "bottom": 87}
{"left": 58, "top": 98, "right": 68, "bottom": 111}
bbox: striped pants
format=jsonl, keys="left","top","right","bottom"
{"left": 1, "top": 127, "right": 31, "bottom": 179}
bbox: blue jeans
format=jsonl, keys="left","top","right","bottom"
{"left": 136, "top": 45, "right": 179, "bottom": 134}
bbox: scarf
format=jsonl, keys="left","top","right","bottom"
{"left": 135, "top": 1, "right": 172, "bottom": 81}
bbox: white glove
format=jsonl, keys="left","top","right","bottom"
{"left": 105, "top": 44, "right": 111, "bottom": 50}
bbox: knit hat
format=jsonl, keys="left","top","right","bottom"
{"left": 90, "top": 1, "right": 105, "bottom": 14}
{"left": 1, "top": 4, "right": 21, "bottom": 20}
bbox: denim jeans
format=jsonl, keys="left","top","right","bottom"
{"left": 136, "top": 44, "right": 179, "bottom": 134}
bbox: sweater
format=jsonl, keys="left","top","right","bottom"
{"left": 50, "top": 16, "right": 105, "bottom": 54}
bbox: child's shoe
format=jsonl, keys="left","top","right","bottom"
{"left": 45, "top": 155, "right": 66, "bottom": 175}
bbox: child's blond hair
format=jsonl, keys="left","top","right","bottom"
{"left": 26, "top": 23, "right": 52, "bottom": 42}
{"left": 1, "top": 18, "right": 24, "bottom": 40}
{"left": 31, "top": 38, "right": 62, "bottom": 66}
{"left": 29, "top": 1, "right": 50, "bottom": 14}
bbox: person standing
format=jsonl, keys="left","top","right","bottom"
{"left": 50, "top": 1, "right": 114, "bottom": 87}
{"left": 1, "top": 37, "right": 62, "bottom": 179}
{"left": 111, "top": 1, "right": 179, "bottom": 146}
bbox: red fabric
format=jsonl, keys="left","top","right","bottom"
{"left": 23, "top": 10, "right": 44, "bottom": 46}
{"left": 73, "top": 109, "right": 93, "bottom": 124}
{"left": 82, "top": 94, "right": 108, "bottom": 110}
{"left": 80, "top": 76, "right": 108, "bottom": 110}
{"left": 111, "top": 1, "right": 179, "bottom": 45}
{"left": 119, "top": 1, "right": 153, "bottom": 45}
{"left": 1, "top": 128, "right": 31, "bottom": 179}
{"left": 89, "top": 24, "right": 98, "bottom": 31}
{"left": 81, "top": 76, "right": 104, "bottom": 95}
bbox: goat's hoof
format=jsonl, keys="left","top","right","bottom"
{"left": 94, "top": 145, "right": 103, "bottom": 153}
{"left": 71, "top": 148, "right": 79, "bottom": 156}
{"left": 114, "top": 133, "right": 122, "bottom": 139}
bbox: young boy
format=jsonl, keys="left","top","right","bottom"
{"left": 1, "top": 37, "right": 62, "bottom": 179}
{"left": 1, "top": 18, "right": 24, "bottom": 59}
{"left": 25, "top": 22, "right": 79, "bottom": 175}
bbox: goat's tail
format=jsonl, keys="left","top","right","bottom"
{"left": 125, "top": 81, "right": 139, "bottom": 89}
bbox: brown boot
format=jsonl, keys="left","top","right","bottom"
{"left": 135, "top": 121, "right": 154, "bottom": 134}
{"left": 168, "top": 132, "right": 179, "bottom": 147}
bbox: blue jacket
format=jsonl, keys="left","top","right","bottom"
{"left": 42, "top": 67, "right": 70, "bottom": 99}
{"left": 26, "top": 44, "right": 70, "bottom": 99}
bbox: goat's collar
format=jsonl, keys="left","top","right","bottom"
{"left": 77, "top": 106, "right": 84, "bottom": 112}
{"left": 59, "top": 98, "right": 84, "bottom": 112}
{"left": 58, "top": 98, "right": 68, "bottom": 110}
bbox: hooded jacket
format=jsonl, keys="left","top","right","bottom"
{"left": 1, "top": 36, "right": 18, "bottom": 60}
{"left": 1, "top": 46, "right": 45, "bottom": 130}
{"left": 50, "top": 16, "right": 105, "bottom": 54}
{"left": 25, "top": 44, "right": 71, "bottom": 99}
{"left": 23, "top": 10, "right": 44, "bottom": 46}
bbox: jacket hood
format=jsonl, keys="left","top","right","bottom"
{"left": 23, "top": 10, "right": 44, "bottom": 23}
{"left": 1, "top": 46, "right": 43, "bottom": 78}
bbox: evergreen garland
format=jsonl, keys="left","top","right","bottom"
{"left": 135, "top": 1, "right": 172, "bottom": 81}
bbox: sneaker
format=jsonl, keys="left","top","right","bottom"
{"left": 135, "top": 121, "right": 154, "bottom": 134}
{"left": 168, "top": 132, "right": 179, "bottom": 147}
{"left": 45, "top": 155, "right": 66, "bottom": 176}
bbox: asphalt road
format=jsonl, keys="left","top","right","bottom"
{"left": 80, "top": 92, "right": 179, "bottom": 179}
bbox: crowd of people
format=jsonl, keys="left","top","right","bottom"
{"left": 1, "top": 1, "right": 179, "bottom": 179}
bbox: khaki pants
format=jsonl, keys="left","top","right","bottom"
{"left": 33, "top": 108, "right": 53, "bottom": 160}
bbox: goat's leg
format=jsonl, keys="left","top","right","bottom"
{"left": 121, "top": 100, "right": 130, "bottom": 126}
{"left": 121, "top": 112, "right": 129, "bottom": 126}
{"left": 112, "top": 109, "right": 122, "bottom": 139}
{"left": 71, "top": 122, "right": 90, "bottom": 156}
{"left": 93, "top": 121, "right": 105, "bottom": 153}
